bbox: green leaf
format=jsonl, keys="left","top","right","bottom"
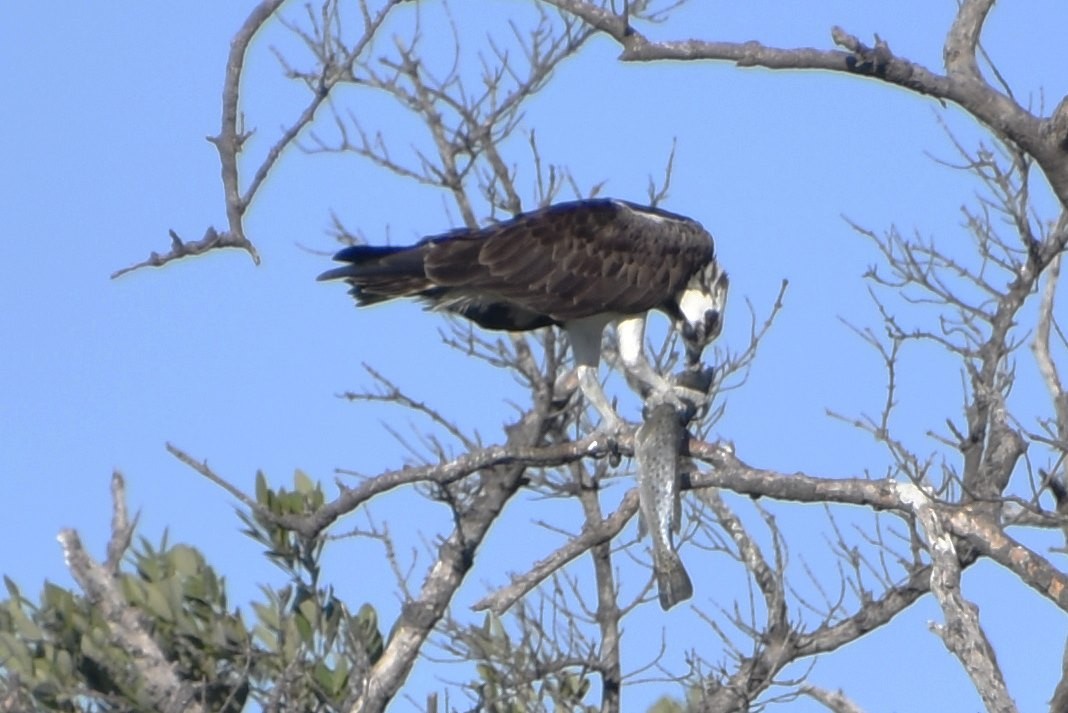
{"left": 9, "top": 606, "right": 42, "bottom": 640}
{"left": 356, "top": 603, "right": 377, "bottom": 634}
{"left": 476, "top": 663, "right": 497, "bottom": 684}
{"left": 282, "top": 617, "right": 299, "bottom": 663}
{"left": 294, "top": 608, "right": 314, "bottom": 645}
{"left": 254, "top": 624, "right": 278, "bottom": 652}
{"left": 332, "top": 655, "right": 350, "bottom": 694}
{"left": 143, "top": 582, "right": 174, "bottom": 621}
{"left": 252, "top": 601, "right": 279, "bottom": 629}
{"left": 163, "top": 577, "right": 185, "bottom": 619}
{"left": 646, "top": 696, "right": 686, "bottom": 713}
{"left": 280, "top": 492, "right": 303, "bottom": 515}
{"left": 0, "top": 631, "right": 33, "bottom": 676}
{"left": 313, "top": 661, "right": 336, "bottom": 696}
{"left": 80, "top": 630, "right": 106, "bottom": 663}
{"left": 297, "top": 596, "right": 318, "bottom": 621}
{"left": 256, "top": 471, "right": 269, "bottom": 504}
{"left": 52, "top": 648, "right": 74, "bottom": 680}
{"left": 169, "top": 545, "right": 201, "bottom": 577}
{"left": 294, "top": 469, "right": 314, "bottom": 494}
{"left": 3, "top": 575, "right": 21, "bottom": 599}
{"left": 121, "top": 575, "right": 145, "bottom": 606}
{"left": 42, "top": 583, "right": 73, "bottom": 613}
{"left": 138, "top": 554, "right": 162, "bottom": 582}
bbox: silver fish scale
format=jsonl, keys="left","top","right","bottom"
{"left": 635, "top": 402, "right": 693, "bottom": 610}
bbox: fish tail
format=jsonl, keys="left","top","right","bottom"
{"left": 655, "top": 549, "right": 693, "bottom": 610}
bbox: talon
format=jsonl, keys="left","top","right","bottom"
{"left": 674, "top": 365, "right": 715, "bottom": 395}
{"left": 592, "top": 417, "right": 626, "bottom": 467}
{"left": 642, "top": 387, "right": 704, "bottom": 426}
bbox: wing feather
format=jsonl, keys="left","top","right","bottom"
{"left": 397, "top": 199, "right": 715, "bottom": 322}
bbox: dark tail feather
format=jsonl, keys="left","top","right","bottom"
{"left": 318, "top": 244, "right": 433, "bottom": 305}
{"left": 317, "top": 244, "right": 425, "bottom": 281}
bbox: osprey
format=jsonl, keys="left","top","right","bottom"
{"left": 319, "top": 198, "right": 728, "bottom": 431}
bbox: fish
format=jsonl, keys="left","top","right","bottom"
{"left": 635, "top": 401, "right": 693, "bottom": 610}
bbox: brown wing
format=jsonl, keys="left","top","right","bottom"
{"left": 423, "top": 199, "right": 714, "bottom": 321}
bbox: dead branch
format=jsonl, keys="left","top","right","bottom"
{"left": 59, "top": 475, "right": 205, "bottom": 713}
{"left": 900, "top": 483, "right": 1016, "bottom": 712}
{"left": 541, "top": 0, "right": 1068, "bottom": 205}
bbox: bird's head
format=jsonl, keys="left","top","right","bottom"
{"left": 675, "top": 261, "right": 729, "bottom": 365}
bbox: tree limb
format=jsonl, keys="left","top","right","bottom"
{"left": 350, "top": 402, "right": 552, "bottom": 713}
{"left": 539, "top": 0, "right": 1068, "bottom": 206}
{"left": 59, "top": 477, "right": 205, "bottom": 713}
{"left": 899, "top": 483, "right": 1016, "bottom": 713}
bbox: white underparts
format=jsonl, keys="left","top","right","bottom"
{"left": 566, "top": 311, "right": 702, "bottom": 429}
{"left": 565, "top": 315, "right": 623, "bottom": 430}
{"left": 615, "top": 315, "right": 645, "bottom": 368}
{"left": 565, "top": 314, "right": 615, "bottom": 367}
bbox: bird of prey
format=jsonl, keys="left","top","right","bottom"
{"left": 319, "top": 198, "right": 728, "bottom": 431}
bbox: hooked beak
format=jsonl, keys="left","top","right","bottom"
{"left": 681, "top": 308, "right": 723, "bottom": 365}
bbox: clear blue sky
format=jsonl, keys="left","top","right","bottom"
{"left": 2, "top": 2, "right": 1066, "bottom": 711}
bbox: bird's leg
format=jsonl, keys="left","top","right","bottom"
{"left": 616, "top": 316, "right": 707, "bottom": 414}
{"left": 576, "top": 363, "right": 625, "bottom": 434}
{"left": 576, "top": 365, "right": 625, "bottom": 466}
{"left": 565, "top": 318, "right": 626, "bottom": 461}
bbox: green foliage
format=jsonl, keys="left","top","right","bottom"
{"left": 245, "top": 469, "right": 327, "bottom": 580}
{"left": 646, "top": 694, "right": 688, "bottom": 713}
{"left": 0, "top": 470, "right": 386, "bottom": 712}
{"left": 0, "top": 537, "right": 251, "bottom": 712}
{"left": 241, "top": 470, "right": 385, "bottom": 701}
{"left": 0, "top": 469, "right": 680, "bottom": 711}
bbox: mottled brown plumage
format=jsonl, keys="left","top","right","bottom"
{"left": 319, "top": 199, "right": 717, "bottom": 330}
{"left": 321, "top": 198, "right": 728, "bottom": 433}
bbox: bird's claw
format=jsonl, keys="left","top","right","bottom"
{"left": 590, "top": 417, "right": 626, "bottom": 467}
{"left": 666, "top": 365, "right": 715, "bottom": 422}
{"left": 644, "top": 385, "right": 706, "bottom": 424}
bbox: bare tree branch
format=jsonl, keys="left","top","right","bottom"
{"left": 87, "top": 3, "right": 1068, "bottom": 711}
{"left": 540, "top": 0, "right": 1068, "bottom": 206}
{"left": 351, "top": 398, "right": 553, "bottom": 713}
{"left": 114, "top": 1, "right": 286, "bottom": 276}
{"left": 574, "top": 460, "right": 623, "bottom": 713}
{"left": 945, "top": 508, "right": 1068, "bottom": 612}
{"left": 901, "top": 483, "right": 1016, "bottom": 713}
{"left": 473, "top": 488, "right": 640, "bottom": 615}
{"left": 59, "top": 476, "right": 205, "bottom": 713}
{"left": 799, "top": 685, "right": 866, "bottom": 713}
